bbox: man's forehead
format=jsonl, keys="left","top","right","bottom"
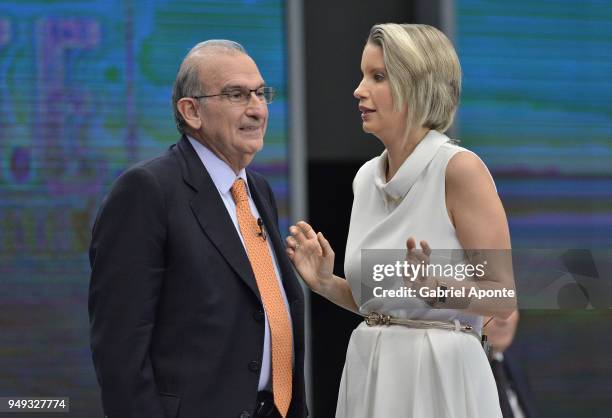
{"left": 198, "top": 52, "right": 264, "bottom": 88}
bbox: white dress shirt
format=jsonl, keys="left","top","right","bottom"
{"left": 187, "top": 136, "right": 291, "bottom": 391}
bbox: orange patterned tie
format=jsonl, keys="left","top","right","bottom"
{"left": 231, "top": 178, "right": 293, "bottom": 418}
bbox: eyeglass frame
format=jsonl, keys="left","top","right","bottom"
{"left": 191, "top": 86, "right": 276, "bottom": 105}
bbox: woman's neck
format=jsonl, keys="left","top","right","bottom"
{"left": 385, "top": 127, "right": 430, "bottom": 181}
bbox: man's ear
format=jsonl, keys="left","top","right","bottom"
{"left": 177, "top": 98, "right": 202, "bottom": 130}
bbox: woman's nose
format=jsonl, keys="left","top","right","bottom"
{"left": 354, "top": 79, "right": 365, "bottom": 99}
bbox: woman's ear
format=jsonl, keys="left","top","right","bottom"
{"left": 177, "top": 98, "right": 202, "bottom": 130}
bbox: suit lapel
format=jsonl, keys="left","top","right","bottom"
{"left": 176, "top": 137, "right": 261, "bottom": 302}
{"left": 504, "top": 353, "right": 538, "bottom": 418}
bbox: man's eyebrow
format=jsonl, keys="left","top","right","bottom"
{"left": 221, "top": 83, "right": 266, "bottom": 91}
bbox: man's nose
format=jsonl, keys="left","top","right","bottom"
{"left": 245, "top": 94, "right": 267, "bottom": 117}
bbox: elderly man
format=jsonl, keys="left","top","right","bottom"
{"left": 89, "top": 40, "right": 306, "bottom": 418}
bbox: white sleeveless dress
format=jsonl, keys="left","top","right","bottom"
{"left": 336, "top": 130, "right": 502, "bottom": 418}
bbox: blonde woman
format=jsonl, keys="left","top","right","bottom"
{"left": 286, "top": 24, "right": 513, "bottom": 417}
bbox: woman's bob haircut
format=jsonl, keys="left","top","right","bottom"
{"left": 367, "top": 23, "right": 462, "bottom": 135}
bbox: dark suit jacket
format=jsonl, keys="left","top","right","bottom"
{"left": 492, "top": 349, "right": 539, "bottom": 418}
{"left": 89, "top": 136, "right": 307, "bottom": 418}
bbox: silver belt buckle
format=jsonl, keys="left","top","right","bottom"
{"left": 364, "top": 312, "right": 391, "bottom": 326}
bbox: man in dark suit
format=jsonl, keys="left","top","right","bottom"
{"left": 488, "top": 311, "right": 539, "bottom": 418}
{"left": 89, "top": 40, "right": 306, "bottom": 418}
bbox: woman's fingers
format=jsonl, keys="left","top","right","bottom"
{"left": 317, "top": 232, "right": 334, "bottom": 258}
{"left": 406, "top": 237, "right": 423, "bottom": 261}
{"left": 289, "top": 224, "right": 307, "bottom": 244}
{"left": 420, "top": 240, "right": 432, "bottom": 257}
{"left": 406, "top": 237, "right": 431, "bottom": 260}
{"left": 412, "top": 247, "right": 428, "bottom": 262}
{"left": 405, "top": 237, "right": 431, "bottom": 281}
{"left": 297, "top": 221, "right": 317, "bottom": 239}
{"left": 285, "top": 235, "right": 298, "bottom": 249}
{"left": 406, "top": 237, "right": 417, "bottom": 252}
{"left": 290, "top": 220, "right": 318, "bottom": 245}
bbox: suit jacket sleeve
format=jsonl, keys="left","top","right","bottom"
{"left": 89, "top": 165, "right": 167, "bottom": 418}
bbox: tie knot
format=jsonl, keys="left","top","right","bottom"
{"left": 231, "top": 178, "right": 249, "bottom": 203}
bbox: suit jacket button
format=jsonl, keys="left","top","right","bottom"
{"left": 239, "top": 411, "right": 251, "bottom": 418}
{"left": 248, "top": 360, "right": 261, "bottom": 372}
{"left": 253, "top": 309, "right": 265, "bottom": 322}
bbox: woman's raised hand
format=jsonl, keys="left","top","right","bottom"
{"left": 286, "top": 221, "right": 334, "bottom": 293}
{"left": 404, "top": 237, "right": 437, "bottom": 293}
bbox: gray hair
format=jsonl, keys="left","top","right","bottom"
{"left": 367, "top": 23, "right": 461, "bottom": 134}
{"left": 172, "top": 40, "right": 247, "bottom": 134}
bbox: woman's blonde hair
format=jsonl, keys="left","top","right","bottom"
{"left": 367, "top": 23, "right": 461, "bottom": 134}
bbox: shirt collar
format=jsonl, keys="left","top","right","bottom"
{"left": 187, "top": 136, "right": 249, "bottom": 196}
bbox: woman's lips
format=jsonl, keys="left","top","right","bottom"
{"left": 359, "top": 105, "right": 375, "bottom": 120}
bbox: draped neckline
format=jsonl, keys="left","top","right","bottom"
{"left": 373, "top": 129, "right": 449, "bottom": 203}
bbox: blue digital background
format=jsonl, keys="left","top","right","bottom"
{"left": 457, "top": 1, "right": 612, "bottom": 416}
{"left": 457, "top": 0, "right": 612, "bottom": 249}
{"left": 0, "top": 1, "right": 287, "bottom": 415}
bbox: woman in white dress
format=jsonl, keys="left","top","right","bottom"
{"left": 286, "top": 24, "right": 515, "bottom": 418}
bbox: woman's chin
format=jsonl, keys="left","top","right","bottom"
{"left": 361, "top": 121, "right": 375, "bottom": 134}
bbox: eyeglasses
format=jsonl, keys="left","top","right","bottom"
{"left": 192, "top": 86, "right": 276, "bottom": 105}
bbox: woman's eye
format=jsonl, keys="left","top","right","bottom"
{"left": 374, "top": 73, "right": 385, "bottom": 82}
